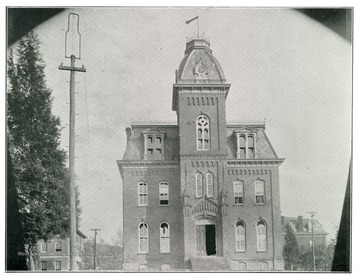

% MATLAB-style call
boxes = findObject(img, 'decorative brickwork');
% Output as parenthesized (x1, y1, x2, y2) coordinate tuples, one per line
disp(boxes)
(117, 36, 284, 271)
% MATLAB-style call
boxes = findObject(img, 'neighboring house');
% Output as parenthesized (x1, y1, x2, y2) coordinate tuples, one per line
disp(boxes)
(281, 216, 327, 248)
(117, 36, 285, 271)
(36, 230, 87, 271)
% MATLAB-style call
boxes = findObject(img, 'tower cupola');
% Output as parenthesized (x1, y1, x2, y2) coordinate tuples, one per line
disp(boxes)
(176, 36, 227, 85)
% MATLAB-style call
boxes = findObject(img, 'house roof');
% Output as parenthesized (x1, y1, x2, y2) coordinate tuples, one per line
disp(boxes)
(281, 216, 327, 235)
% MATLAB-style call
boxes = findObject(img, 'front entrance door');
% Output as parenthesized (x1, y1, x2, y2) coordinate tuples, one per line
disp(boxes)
(196, 224, 216, 256)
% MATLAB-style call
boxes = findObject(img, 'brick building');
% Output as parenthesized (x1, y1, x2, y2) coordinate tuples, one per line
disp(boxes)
(117, 36, 285, 271)
(36, 230, 87, 271)
(281, 216, 327, 248)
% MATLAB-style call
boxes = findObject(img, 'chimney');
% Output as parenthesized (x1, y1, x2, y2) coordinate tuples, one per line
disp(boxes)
(298, 216, 303, 232)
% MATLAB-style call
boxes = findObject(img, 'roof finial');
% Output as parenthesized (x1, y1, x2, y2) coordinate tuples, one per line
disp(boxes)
(185, 16, 199, 38)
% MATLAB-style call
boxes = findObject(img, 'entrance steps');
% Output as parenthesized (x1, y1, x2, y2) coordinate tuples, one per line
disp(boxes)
(189, 256, 231, 271)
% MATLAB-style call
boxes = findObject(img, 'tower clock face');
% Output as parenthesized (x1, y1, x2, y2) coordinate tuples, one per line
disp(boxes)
(198, 65, 206, 74)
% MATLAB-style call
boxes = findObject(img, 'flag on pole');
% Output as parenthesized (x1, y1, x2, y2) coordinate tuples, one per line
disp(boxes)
(185, 16, 199, 24)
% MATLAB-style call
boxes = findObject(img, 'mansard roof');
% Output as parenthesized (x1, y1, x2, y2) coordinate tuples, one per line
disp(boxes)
(120, 120, 280, 161)
(122, 123, 179, 161)
(226, 121, 279, 160)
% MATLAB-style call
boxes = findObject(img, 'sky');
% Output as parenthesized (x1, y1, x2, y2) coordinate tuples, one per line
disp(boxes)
(7, 7, 352, 244)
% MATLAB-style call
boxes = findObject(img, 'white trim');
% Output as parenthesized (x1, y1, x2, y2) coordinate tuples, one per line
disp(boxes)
(138, 182, 148, 206)
(235, 221, 246, 252)
(160, 222, 170, 254)
(255, 180, 265, 204)
(256, 221, 267, 252)
(206, 172, 214, 197)
(159, 182, 169, 206)
(138, 222, 149, 254)
(233, 180, 244, 205)
(195, 172, 203, 198)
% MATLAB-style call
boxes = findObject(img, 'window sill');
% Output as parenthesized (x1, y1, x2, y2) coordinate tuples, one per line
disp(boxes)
(160, 204, 169, 207)
(256, 250, 267, 253)
(254, 203, 265, 206)
(233, 204, 244, 206)
(235, 250, 246, 253)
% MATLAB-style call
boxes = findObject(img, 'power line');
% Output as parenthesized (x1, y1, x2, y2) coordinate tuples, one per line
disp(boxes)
(82, 72, 91, 153)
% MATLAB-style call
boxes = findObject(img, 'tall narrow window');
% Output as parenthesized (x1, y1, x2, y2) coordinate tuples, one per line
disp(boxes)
(195, 173, 203, 197)
(248, 135, 254, 159)
(257, 221, 267, 251)
(159, 182, 169, 205)
(160, 222, 170, 253)
(236, 133, 256, 159)
(235, 221, 246, 252)
(239, 135, 246, 158)
(234, 180, 244, 205)
(55, 241, 62, 252)
(139, 222, 149, 253)
(138, 182, 148, 206)
(255, 180, 265, 204)
(196, 115, 210, 150)
(206, 172, 214, 197)
(41, 242, 47, 253)
(41, 261, 47, 271)
(55, 261, 61, 271)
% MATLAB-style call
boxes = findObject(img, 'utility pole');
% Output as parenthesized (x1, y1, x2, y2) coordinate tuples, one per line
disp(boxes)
(91, 229, 101, 270)
(307, 211, 317, 271)
(59, 13, 86, 271)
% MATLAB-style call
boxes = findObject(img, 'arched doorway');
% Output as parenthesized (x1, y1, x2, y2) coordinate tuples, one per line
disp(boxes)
(195, 218, 217, 256)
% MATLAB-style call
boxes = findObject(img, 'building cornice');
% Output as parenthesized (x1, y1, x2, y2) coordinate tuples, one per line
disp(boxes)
(131, 121, 178, 127)
(227, 159, 285, 167)
(180, 154, 228, 160)
(117, 160, 179, 168)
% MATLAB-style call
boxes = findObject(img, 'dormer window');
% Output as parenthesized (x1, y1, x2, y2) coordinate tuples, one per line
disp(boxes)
(143, 131, 165, 160)
(236, 132, 256, 159)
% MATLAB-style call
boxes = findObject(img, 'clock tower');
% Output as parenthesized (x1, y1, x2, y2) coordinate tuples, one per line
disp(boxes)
(172, 36, 231, 262)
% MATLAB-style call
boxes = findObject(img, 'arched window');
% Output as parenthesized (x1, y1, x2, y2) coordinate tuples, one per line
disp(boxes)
(55, 241, 62, 252)
(138, 182, 148, 206)
(255, 180, 265, 204)
(257, 220, 267, 251)
(159, 182, 169, 205)
(41, 242, 47, 253)
(195, 173, 203, 198)
(206, 172, 214, 197)
(196, 115, 210, 150)
(235, 221, 246, 252)
(139, 222, 149, 253)
(160, 222, 170, 253)
(233, 180, 244, 205)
